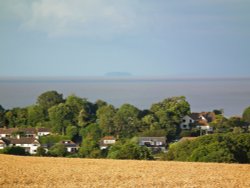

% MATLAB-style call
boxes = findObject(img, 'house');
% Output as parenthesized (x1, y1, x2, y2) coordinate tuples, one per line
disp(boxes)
(60, 140, 79, 153)
(19, 128, 38, 138)
(0, 139, 7, 149)
(37, 128, 51, 136)
(180, 112, 215, 133)
(99, 136, 116, 150)
(8, 137, 40, 154)
(138, 137, 167, 153)
(0, 128, 18, 138)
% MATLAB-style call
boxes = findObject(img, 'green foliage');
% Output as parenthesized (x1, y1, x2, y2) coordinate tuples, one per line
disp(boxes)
(2, 146, 27, 156)
(48, 103, 74, 135)
(4, 108, 28, 127)
(107, 139, 153, 160)
(36, 146, 47, 156)
(243, 106, 250, 123)
(150, 96, 190, 141)
(96, 104, 116, 135)
(48, 143, 67, 157)
(37, 91, 64, 111)
(113, 104, 141, 138)
(140, 129, 166, 137)
(79, 123, 102, 158)
(39, 135, 70, 148)
(66, 126, 78, 139)
(27, 105, 45, 126)
(166, 133, 250, 163)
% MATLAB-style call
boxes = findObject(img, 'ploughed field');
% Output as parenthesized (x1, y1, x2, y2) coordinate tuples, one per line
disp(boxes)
(0, 154, 249, 188)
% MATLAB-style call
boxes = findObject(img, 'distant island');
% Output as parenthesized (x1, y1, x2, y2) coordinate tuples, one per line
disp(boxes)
(105, 72, 132, 77)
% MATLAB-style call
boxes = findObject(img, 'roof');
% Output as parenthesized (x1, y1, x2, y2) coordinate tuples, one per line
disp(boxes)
(0, 139, 6, 144)
(0, 128, 18, 134)
(8, 138, 40, 145)
(19, 128, 37, 134)
(139, 137, 166, 143)
(37, 128, 51, 132)
(60, 140, 78, 147)
(101, 136, 116, 141)
(179, 137, 197, 142)
(189, 113, 202, 121)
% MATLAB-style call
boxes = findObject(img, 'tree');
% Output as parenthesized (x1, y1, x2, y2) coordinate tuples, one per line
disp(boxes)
(150, 96, 190, 141)
(113, 104, 141, 138)
(4, 108, 28, 127)
(48, 143, 67, 157)
(27, 105, 45, 126)
(65, 94, 86, 125)
(37, 91, 64, 111)
(243, 106, 250, 123)
(96, 105, 116, 135)
(48, 103, 73, 135)
(107, 139, 153, 160)
(79, 123, 102, 158)
(66, 125, 78, 139)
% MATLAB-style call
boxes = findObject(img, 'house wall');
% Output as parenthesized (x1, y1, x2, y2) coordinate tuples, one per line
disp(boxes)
(180, 115, 194, 129)
(38, 132, 50, 136)
(103, 140, 116, 144)
(10, 143, 40, 154)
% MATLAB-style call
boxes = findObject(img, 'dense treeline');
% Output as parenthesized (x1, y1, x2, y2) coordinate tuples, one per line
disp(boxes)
(165, 133, 250, 163)
(0, 90, 250, 162)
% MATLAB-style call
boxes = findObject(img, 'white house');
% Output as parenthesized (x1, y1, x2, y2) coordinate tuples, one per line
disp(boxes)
(60, 140, 79, 153)
(99, 136, 116, 150)
(0, 128, 18, 138)
(37, 128, 51, 137)
(8, 138, 40, 154)
(180, 112, 215, 133)
(180, 115, 195, 129)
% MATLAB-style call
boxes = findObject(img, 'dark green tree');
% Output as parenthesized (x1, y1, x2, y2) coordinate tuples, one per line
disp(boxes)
(113, 104, 141, 138)
(150, 96, 190, 141)
(27, 105, 45, 126)
(48, 103, 74, 135)
(37, 91, 64, 111)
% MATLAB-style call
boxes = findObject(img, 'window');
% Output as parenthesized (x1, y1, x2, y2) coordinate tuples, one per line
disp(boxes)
(183, 125, 187, 128)
(182, 119, 186, 122)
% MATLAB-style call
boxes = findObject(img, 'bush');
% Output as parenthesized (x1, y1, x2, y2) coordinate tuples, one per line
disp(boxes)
(108, 139, 153, 160)
(166, 133, 250, 163)
(48, 143, 67, 157)
(3, 147, 27, 156)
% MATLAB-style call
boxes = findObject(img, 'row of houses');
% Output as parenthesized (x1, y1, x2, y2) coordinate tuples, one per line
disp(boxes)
(0, 111, 216, 155)
(0, 128, 79, 154)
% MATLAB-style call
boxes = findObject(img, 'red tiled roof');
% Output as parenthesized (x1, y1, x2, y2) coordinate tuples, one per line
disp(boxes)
(101, 136, 116, 141)
(0, 128, 18, 134)
(9, 138, 39, 145)
(37, 128, 51, 132)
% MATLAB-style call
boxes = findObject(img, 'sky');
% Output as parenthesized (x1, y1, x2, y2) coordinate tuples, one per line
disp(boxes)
(0, 0, 250, 78)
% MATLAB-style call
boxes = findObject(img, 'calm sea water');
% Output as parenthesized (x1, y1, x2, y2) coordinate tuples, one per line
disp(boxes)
(0, 78, 250, 117)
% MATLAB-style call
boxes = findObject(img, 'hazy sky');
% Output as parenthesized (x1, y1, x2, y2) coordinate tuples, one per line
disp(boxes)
(0, 0, 249, 78)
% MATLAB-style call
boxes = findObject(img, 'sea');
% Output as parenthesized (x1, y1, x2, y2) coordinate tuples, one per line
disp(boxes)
(0, 77, 250, 117)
